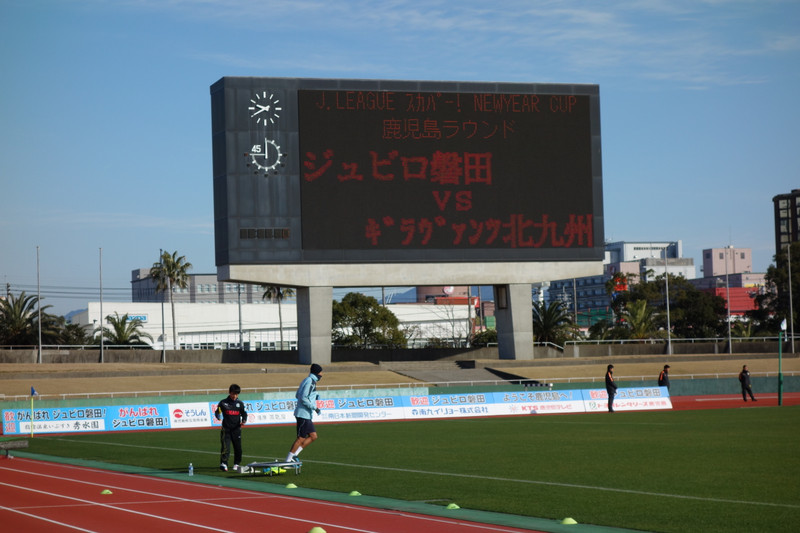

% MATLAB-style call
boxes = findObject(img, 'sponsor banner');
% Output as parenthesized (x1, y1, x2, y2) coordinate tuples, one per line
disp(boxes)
(2, 405, 170, 435)
(2, 387, 671, 435)
(169, 402, 212, 429)
(582, 387, 672, 413)
(493, 389, 586, 415)
(403, 392, 494, 419)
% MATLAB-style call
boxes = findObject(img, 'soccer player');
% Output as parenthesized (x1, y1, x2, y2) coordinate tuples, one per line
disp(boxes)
(215, 384, 248, 472)
(286, 364, 323, 462)
(605, 364, 618, 412)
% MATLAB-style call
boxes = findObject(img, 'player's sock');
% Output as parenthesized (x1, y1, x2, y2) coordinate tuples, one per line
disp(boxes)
(295, 446, 303, 456)
(285, 452, 294, 461)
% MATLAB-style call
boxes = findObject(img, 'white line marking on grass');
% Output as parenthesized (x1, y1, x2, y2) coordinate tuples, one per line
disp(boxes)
(314, 460, 800, 510)
(43, 437, 799, 511)
(49, 437, 274, 463)
(695, 396, 776, 402)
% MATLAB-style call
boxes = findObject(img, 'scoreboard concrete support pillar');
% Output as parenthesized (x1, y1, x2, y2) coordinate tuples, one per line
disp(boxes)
(493, 283, 533, 360)
(296, 286, 333, 365)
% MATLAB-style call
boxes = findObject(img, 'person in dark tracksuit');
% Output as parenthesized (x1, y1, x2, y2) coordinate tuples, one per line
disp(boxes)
(658, 365, 671, 391)
(605, 364, 618, 412)
(739, 365, 757, 402)
(216, 384, 248, 471)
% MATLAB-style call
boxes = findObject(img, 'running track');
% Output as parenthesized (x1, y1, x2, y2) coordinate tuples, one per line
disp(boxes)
(0, 458, 542, 533)
(2, 393, 798, 533)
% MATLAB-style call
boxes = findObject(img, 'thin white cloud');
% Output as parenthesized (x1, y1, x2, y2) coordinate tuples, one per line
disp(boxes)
(104, 0, 798, 88)
(2, 209, 213, 234)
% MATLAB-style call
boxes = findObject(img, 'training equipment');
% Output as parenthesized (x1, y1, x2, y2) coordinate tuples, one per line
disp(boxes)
(243, 459, 303, 476)
(307, 527, 326, 533)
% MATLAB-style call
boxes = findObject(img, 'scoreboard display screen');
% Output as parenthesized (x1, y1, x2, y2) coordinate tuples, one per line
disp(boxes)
(211, 78, 603, 266)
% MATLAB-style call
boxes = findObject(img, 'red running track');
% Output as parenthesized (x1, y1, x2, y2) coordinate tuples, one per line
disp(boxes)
(0, 457, 539, 533)
(670, 392, 800, 410)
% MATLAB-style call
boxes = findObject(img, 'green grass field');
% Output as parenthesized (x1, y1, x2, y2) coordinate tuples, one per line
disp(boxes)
(23, 407, 800, 533)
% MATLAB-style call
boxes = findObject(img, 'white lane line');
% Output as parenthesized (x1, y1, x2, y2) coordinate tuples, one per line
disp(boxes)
(2, 462, 530, 533)
(0, 480, 232, 532)
(0, 503, 98, 532)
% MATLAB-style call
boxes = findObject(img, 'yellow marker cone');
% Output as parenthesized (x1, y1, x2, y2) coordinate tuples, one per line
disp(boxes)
(349, 490, 361, 496)
(286, 483, 298, 489)
(100, 489, 113, 495)
(561, 517, 578, 525)
(446, 503, 460, 510)
(307, 528, 327, 533)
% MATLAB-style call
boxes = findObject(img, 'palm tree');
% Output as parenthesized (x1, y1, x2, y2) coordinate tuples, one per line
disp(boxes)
(150, 250, 192, 350)
(619, 299, 659, 339)
(532, 300, 577, 345)
(96, 312, 153, 346)
(262, 285, 296, 349)
(0, 291, 54, 345)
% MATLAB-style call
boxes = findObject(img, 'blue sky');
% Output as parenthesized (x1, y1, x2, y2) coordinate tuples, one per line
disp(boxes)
(1, 0, 798, 316)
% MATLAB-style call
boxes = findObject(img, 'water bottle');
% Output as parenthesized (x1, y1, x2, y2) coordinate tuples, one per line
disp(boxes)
(188, 463, 194, 476)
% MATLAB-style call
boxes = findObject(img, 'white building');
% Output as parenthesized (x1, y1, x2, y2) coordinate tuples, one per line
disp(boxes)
(72, 301, 473, 350)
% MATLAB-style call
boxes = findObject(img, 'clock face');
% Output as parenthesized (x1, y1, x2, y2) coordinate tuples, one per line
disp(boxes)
(248, 91, 282, 126)
(247, 138, 285, 175)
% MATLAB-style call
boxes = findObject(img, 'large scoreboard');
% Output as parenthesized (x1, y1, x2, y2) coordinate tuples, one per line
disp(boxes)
(211, 78, 603, 284)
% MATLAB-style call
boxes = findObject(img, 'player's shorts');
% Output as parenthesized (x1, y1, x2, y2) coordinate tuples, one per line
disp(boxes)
(296, 417, 316, 438)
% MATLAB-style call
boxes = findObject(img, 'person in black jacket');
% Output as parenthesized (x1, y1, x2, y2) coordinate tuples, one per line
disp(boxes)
(605, 364, 618, 412)
(215, 384, 248, 472)
(739, 365, 757, 402)
(658, 365, 671, 390)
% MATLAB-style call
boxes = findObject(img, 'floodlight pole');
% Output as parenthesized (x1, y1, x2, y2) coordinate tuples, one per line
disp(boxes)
(36, 246, 42, 364)
(788, 245, 795, 353)
(238, 283, 243, 349)
(778, 321, 785, 406)
(725, 246, 732, 354)
(99, 247, 104, 364)
(159, 249, 166, 363)
(664, 246, 672, 355)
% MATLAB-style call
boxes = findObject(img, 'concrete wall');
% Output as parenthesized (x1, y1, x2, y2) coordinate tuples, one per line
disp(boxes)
(0, 346, 500, 365)
(566, 341, 784, 358)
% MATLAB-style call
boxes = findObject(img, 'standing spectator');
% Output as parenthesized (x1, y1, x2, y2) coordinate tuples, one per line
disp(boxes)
(738, 365, 757, 402)
(605, 364, 618, 412)
(658, 365, 671, 390)
(286, 364, 323, 462)
(215, 384, 248, 472)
